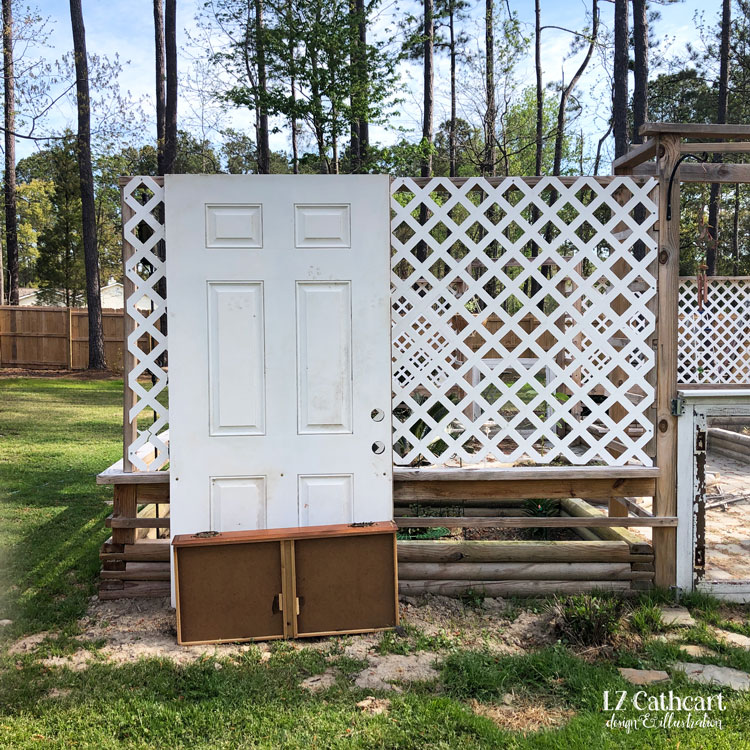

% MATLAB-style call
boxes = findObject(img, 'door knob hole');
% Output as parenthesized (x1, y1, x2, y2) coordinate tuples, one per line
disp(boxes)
(371, 441, 385, 454)
(370, 408, 385, 422)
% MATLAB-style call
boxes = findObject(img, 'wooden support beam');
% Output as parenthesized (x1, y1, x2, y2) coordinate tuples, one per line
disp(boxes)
(640, 122, 750, 139)
(394, 477, 656, 502)
(612, 139, 658, 173)
(105, 515, 170, 529)
(111, 485, 137, 546)
(398, 562, 634, 581)
(653, 134, 681, 589)
(680, 142, 750, 154)
(396, 539, 651, 563)
(632, 162, 750, 183)
(395, 516, 677, 528)
(398, 579, 631, 597)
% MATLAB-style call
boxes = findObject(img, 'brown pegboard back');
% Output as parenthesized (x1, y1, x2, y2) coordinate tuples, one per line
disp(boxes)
(175, 541, 284, 644)
(295, 534, 397, 635)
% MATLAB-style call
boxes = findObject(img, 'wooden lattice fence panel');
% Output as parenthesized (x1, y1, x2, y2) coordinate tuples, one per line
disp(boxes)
(678, 277, 750, 385)
(390, 177, 659, 467)
(122, 176, 169, 471)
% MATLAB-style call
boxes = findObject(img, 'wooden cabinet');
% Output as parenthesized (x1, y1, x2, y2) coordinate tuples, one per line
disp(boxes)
(173, 521, 398, 645)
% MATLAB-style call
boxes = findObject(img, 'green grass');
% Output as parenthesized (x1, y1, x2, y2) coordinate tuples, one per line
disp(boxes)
(0, 377, 122, 638)
(1, 377, 749, 749)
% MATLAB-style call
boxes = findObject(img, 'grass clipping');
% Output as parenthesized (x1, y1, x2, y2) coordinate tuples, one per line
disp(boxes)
(470, 698, 574, 733)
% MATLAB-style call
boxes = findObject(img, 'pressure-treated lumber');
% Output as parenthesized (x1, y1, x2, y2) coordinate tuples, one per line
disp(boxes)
(680, 142, 750, 154)
(560, 498, 652, 550)
(393, 466, 660, 481)
(398, 562, 634, 581)
(99, 539, 170, 562)
(99, 563, 170, 581)
(640, 123, 750, 138)
(612, 139, 658, 172)
(111, 485, 137, 546)
(395, 516, 676, 529)
(398, 579, 631, 596)
(632, 162, 750, 183)
(105, 515, 170, 529)
(99, 581, 170, 600)
(394, 478, 656, 502)
(396, 540, 652, 563)
(394, 506, 522, 516)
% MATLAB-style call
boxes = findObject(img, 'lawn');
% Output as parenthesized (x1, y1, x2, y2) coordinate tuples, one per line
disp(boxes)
(1, 376, 749, 749)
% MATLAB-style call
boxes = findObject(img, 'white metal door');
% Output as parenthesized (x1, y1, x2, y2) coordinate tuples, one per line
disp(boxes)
(165, 175, 392, 540)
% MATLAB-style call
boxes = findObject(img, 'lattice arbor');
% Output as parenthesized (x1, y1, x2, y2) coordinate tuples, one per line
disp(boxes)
(391, 177, 659, 467)
(121, 176, 169, 471)
(678, 277, 750, 386)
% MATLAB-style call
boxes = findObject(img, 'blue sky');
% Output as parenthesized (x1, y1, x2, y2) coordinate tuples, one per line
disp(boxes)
(19, 0, 713, 164)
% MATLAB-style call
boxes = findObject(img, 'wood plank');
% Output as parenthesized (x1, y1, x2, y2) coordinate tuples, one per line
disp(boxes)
(395, 516, 677, 528)
(96, 465, 170, 485)
(560, 498, 651, 548)
(99, 563, 170, 581)
(121, 187, 137, 471)
(612, 139, 658, 172)
(398, 579, 631, 596)
(111, 485, 137, 546)
(98, 581, 171, 600)
(632, 162, 750, 183)
(640, 123, 750, 138)
(398, 562, 634, 581)
(394, 478, 656, 501)
(99, 539, 170, 562)
(393, 466, 660, 481)
(681, 142, 750, 154)
(105, 515, 170, 529)
(397, 539, 638, 563)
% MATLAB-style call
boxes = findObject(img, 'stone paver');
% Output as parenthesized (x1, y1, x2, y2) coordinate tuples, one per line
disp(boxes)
(672, 662, 750, 691)
(681, 644, 718, 658)
(618, 668, 670, 685)
(712, 627, 750, 649)
(659, 606, 697, 628)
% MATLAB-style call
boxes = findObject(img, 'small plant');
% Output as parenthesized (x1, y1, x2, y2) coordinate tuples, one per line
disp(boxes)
(522, 498, 559, 540)
(460, 588, 486, 609)
(553, 593, 625, 647)
(630, 604, 664, 637)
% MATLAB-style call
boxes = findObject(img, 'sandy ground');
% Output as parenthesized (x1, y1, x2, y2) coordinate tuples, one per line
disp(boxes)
(703, 450, 750, 581)
(7, 594, 558, 680)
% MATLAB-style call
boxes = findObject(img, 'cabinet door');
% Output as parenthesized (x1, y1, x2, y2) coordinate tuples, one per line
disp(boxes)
(175, 541, 285, 644)
(293, 533, 397, 636)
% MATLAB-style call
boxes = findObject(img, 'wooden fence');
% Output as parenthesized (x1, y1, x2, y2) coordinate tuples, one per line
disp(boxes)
(0, 305, 127, 370)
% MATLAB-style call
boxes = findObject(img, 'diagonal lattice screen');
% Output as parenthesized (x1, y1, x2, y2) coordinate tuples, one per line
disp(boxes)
(678, 277, 750, 386)
(122, 176, 169, 471)
(390, 176, 659, 467)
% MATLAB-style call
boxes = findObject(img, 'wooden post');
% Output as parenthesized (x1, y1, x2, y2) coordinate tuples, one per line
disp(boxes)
(111, 484, 138, 547)
(66, 307, 73, 369)
(653, 134, 681, 588)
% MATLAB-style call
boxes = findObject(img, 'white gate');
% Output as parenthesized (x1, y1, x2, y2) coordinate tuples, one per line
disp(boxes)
(165, 175, 393, 539)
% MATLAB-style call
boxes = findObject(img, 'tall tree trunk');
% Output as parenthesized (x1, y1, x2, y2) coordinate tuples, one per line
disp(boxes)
(706, 0, 731, 276)
(3, 0, 18, 305)
(484, 0, 495, 176)
(349, 0, 361, 172)
(534, 0, 543, 175)
(154, 0, 166, 174)
(631, 0, 647, 143)
(163, 0, 177, 173)
(69, 0, 105, 369)
(553, 0, 598, 175)
(449, 0, 457, 177)
(356, 0, 368, 168)
(613, 0, 628, 158)
(255, 0, 270, 174)
(421, 0, 434, 179)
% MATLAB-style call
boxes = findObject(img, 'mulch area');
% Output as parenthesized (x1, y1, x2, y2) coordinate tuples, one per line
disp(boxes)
(0, 368, 120, 379)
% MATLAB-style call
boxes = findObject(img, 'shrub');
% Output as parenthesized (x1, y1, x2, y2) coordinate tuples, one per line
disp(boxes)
(553, 593, 625, 647)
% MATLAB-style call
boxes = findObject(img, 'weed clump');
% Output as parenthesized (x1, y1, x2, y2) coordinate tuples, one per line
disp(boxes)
(552, 593, 625, 647)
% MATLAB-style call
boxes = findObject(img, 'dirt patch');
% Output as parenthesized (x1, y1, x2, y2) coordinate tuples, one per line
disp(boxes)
(470, 697, 575, 733)
(356, 696, 391, 715)
(301, 669, 338, 693)
(46, 688, 73, 699)
(353, 652, 439, 691)
(8, 631, 52, 655)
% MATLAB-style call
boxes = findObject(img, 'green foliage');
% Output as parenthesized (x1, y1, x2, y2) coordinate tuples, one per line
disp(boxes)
(630, 604, 664, 637)
(553, 593, 626, 647)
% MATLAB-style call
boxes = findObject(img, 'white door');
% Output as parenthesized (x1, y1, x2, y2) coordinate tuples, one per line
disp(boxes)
(165, 175, 392, 540)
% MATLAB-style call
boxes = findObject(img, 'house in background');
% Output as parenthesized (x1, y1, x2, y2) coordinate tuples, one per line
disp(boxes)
(18, 279, 150, 311)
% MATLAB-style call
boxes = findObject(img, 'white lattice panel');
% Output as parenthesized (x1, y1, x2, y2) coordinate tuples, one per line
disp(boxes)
(391, 177, 659, 466)
(678, 277, 750, 385)
(122, 176, 169, 471)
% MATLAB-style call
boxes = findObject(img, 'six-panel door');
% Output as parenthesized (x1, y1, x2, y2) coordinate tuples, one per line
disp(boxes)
(166, 175, 393, 560)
